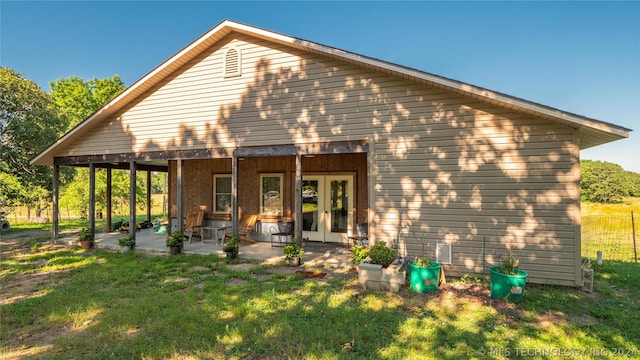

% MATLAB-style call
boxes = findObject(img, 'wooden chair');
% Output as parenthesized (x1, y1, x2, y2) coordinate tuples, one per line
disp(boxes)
(237, 214, 259, 244)
(184, 211, 204, 243)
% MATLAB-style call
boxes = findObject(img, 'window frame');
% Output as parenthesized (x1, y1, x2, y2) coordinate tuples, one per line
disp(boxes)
(213, 174, 232, 214)
(260, 173, 284, 216)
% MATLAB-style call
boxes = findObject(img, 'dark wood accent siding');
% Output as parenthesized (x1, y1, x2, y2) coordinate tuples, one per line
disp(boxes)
(302, 154, 368, 225)
(169, 153, 367, 224)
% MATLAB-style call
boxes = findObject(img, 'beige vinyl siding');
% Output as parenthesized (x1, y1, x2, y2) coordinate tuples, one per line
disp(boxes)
(59, 32, 580, 285)
(373, 100, 580, 286)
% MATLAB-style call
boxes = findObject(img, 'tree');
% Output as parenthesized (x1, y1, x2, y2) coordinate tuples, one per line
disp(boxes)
(50, 75, 126, 218)
(0, 68, 67, 215)
(580, 160, 638, 203)
(50, 75, 125, 130)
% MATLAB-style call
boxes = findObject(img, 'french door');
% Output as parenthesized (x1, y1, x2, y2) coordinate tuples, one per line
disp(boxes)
(301, 175, 353, 243)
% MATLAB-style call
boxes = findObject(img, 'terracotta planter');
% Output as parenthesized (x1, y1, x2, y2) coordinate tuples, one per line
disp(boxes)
(295, 270, 326, 278)
(79, 241, 93, 249)
(169, 246, 181, 255)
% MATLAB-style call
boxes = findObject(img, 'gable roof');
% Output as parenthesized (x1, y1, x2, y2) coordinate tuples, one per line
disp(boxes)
(31, 19, 631, 166)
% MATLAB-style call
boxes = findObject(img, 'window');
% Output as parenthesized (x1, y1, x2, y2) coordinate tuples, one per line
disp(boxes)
(213, 175, 232, 214)
(260, 173, 283, 216)
(224, 48, 241, 77)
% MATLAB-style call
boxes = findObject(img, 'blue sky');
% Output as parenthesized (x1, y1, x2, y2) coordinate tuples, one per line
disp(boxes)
(2, 1, 639, 172)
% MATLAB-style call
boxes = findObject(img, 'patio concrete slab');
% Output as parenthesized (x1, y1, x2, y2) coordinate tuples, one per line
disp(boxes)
(54, 227, 354, 270)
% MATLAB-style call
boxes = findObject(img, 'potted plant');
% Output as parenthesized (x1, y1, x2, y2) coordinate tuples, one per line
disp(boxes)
(166, 231, 183, 255)
(357, 241, 405, 292)
(489, 246, 528, 302)
(223, 235, 239, 259)
(77, 227, 94, 249)
(408, 255, 441, 293)
(283, 238, 304, 266)
(351, 244, 370, 271)
(118, 233, 135, 252)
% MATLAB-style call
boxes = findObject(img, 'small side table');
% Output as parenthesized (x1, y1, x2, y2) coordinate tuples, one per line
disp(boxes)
(203, 226, 231, 245)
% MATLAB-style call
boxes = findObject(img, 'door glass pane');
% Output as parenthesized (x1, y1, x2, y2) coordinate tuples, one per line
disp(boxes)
(302, 180, 319, 232)
(330, 180, 348, 233)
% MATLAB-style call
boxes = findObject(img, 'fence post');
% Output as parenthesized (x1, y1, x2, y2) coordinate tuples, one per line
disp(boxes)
(632, 211, 637, 263)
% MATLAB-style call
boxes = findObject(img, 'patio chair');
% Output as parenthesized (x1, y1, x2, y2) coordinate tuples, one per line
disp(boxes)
(236, 214, 259, 244)
(183, 211, 204, 243)
(348, 222, 369, 247)
(270, 220, 294, 247)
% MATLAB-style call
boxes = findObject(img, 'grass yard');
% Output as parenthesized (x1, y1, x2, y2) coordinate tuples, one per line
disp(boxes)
(1, 238, 638, 359)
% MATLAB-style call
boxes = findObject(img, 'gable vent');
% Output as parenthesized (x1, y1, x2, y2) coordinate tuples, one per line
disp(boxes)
(224, 48, 241, 77)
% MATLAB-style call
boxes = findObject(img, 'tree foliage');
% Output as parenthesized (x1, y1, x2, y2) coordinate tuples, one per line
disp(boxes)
(59, 168, 148, 218)
(580, 160, 640, 203)
(0, 68, 67, 213)
(49, 75, 132, 216)
(50, 75, 125, 130)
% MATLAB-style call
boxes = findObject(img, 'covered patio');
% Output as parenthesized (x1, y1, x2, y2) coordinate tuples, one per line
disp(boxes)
(54, 227, 354, 269)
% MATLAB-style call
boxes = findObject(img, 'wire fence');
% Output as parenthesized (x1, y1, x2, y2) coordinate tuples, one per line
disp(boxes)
(582, 213, 638, 263)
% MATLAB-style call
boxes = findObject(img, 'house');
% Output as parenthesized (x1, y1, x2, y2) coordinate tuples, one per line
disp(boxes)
(31, 20, 630, 286)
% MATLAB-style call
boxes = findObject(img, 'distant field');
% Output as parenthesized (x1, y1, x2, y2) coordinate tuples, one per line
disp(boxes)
(4, 193, 167, 226)
(582, 197, 640, 216)
(581, 197, 639, 262)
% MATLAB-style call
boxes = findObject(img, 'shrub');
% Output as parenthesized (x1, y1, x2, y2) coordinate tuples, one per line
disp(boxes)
(77, 228, 93, 242)
(368, 241, 397, 268)
(223, 235, 239, 253)
(118, 233, 135, 247)
(351, 245, 370, 264)
(283, 238, 304, 260)
(166, 231, 183, 247)
(499, 247, 520, 275)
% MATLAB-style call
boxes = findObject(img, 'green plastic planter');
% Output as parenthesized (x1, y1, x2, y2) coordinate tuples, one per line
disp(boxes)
(489, 265, 528, 302)
(408, 261, 441, 293)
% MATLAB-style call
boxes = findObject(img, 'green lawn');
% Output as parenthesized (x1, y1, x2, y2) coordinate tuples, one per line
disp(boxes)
(1, 239, 638, 359)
